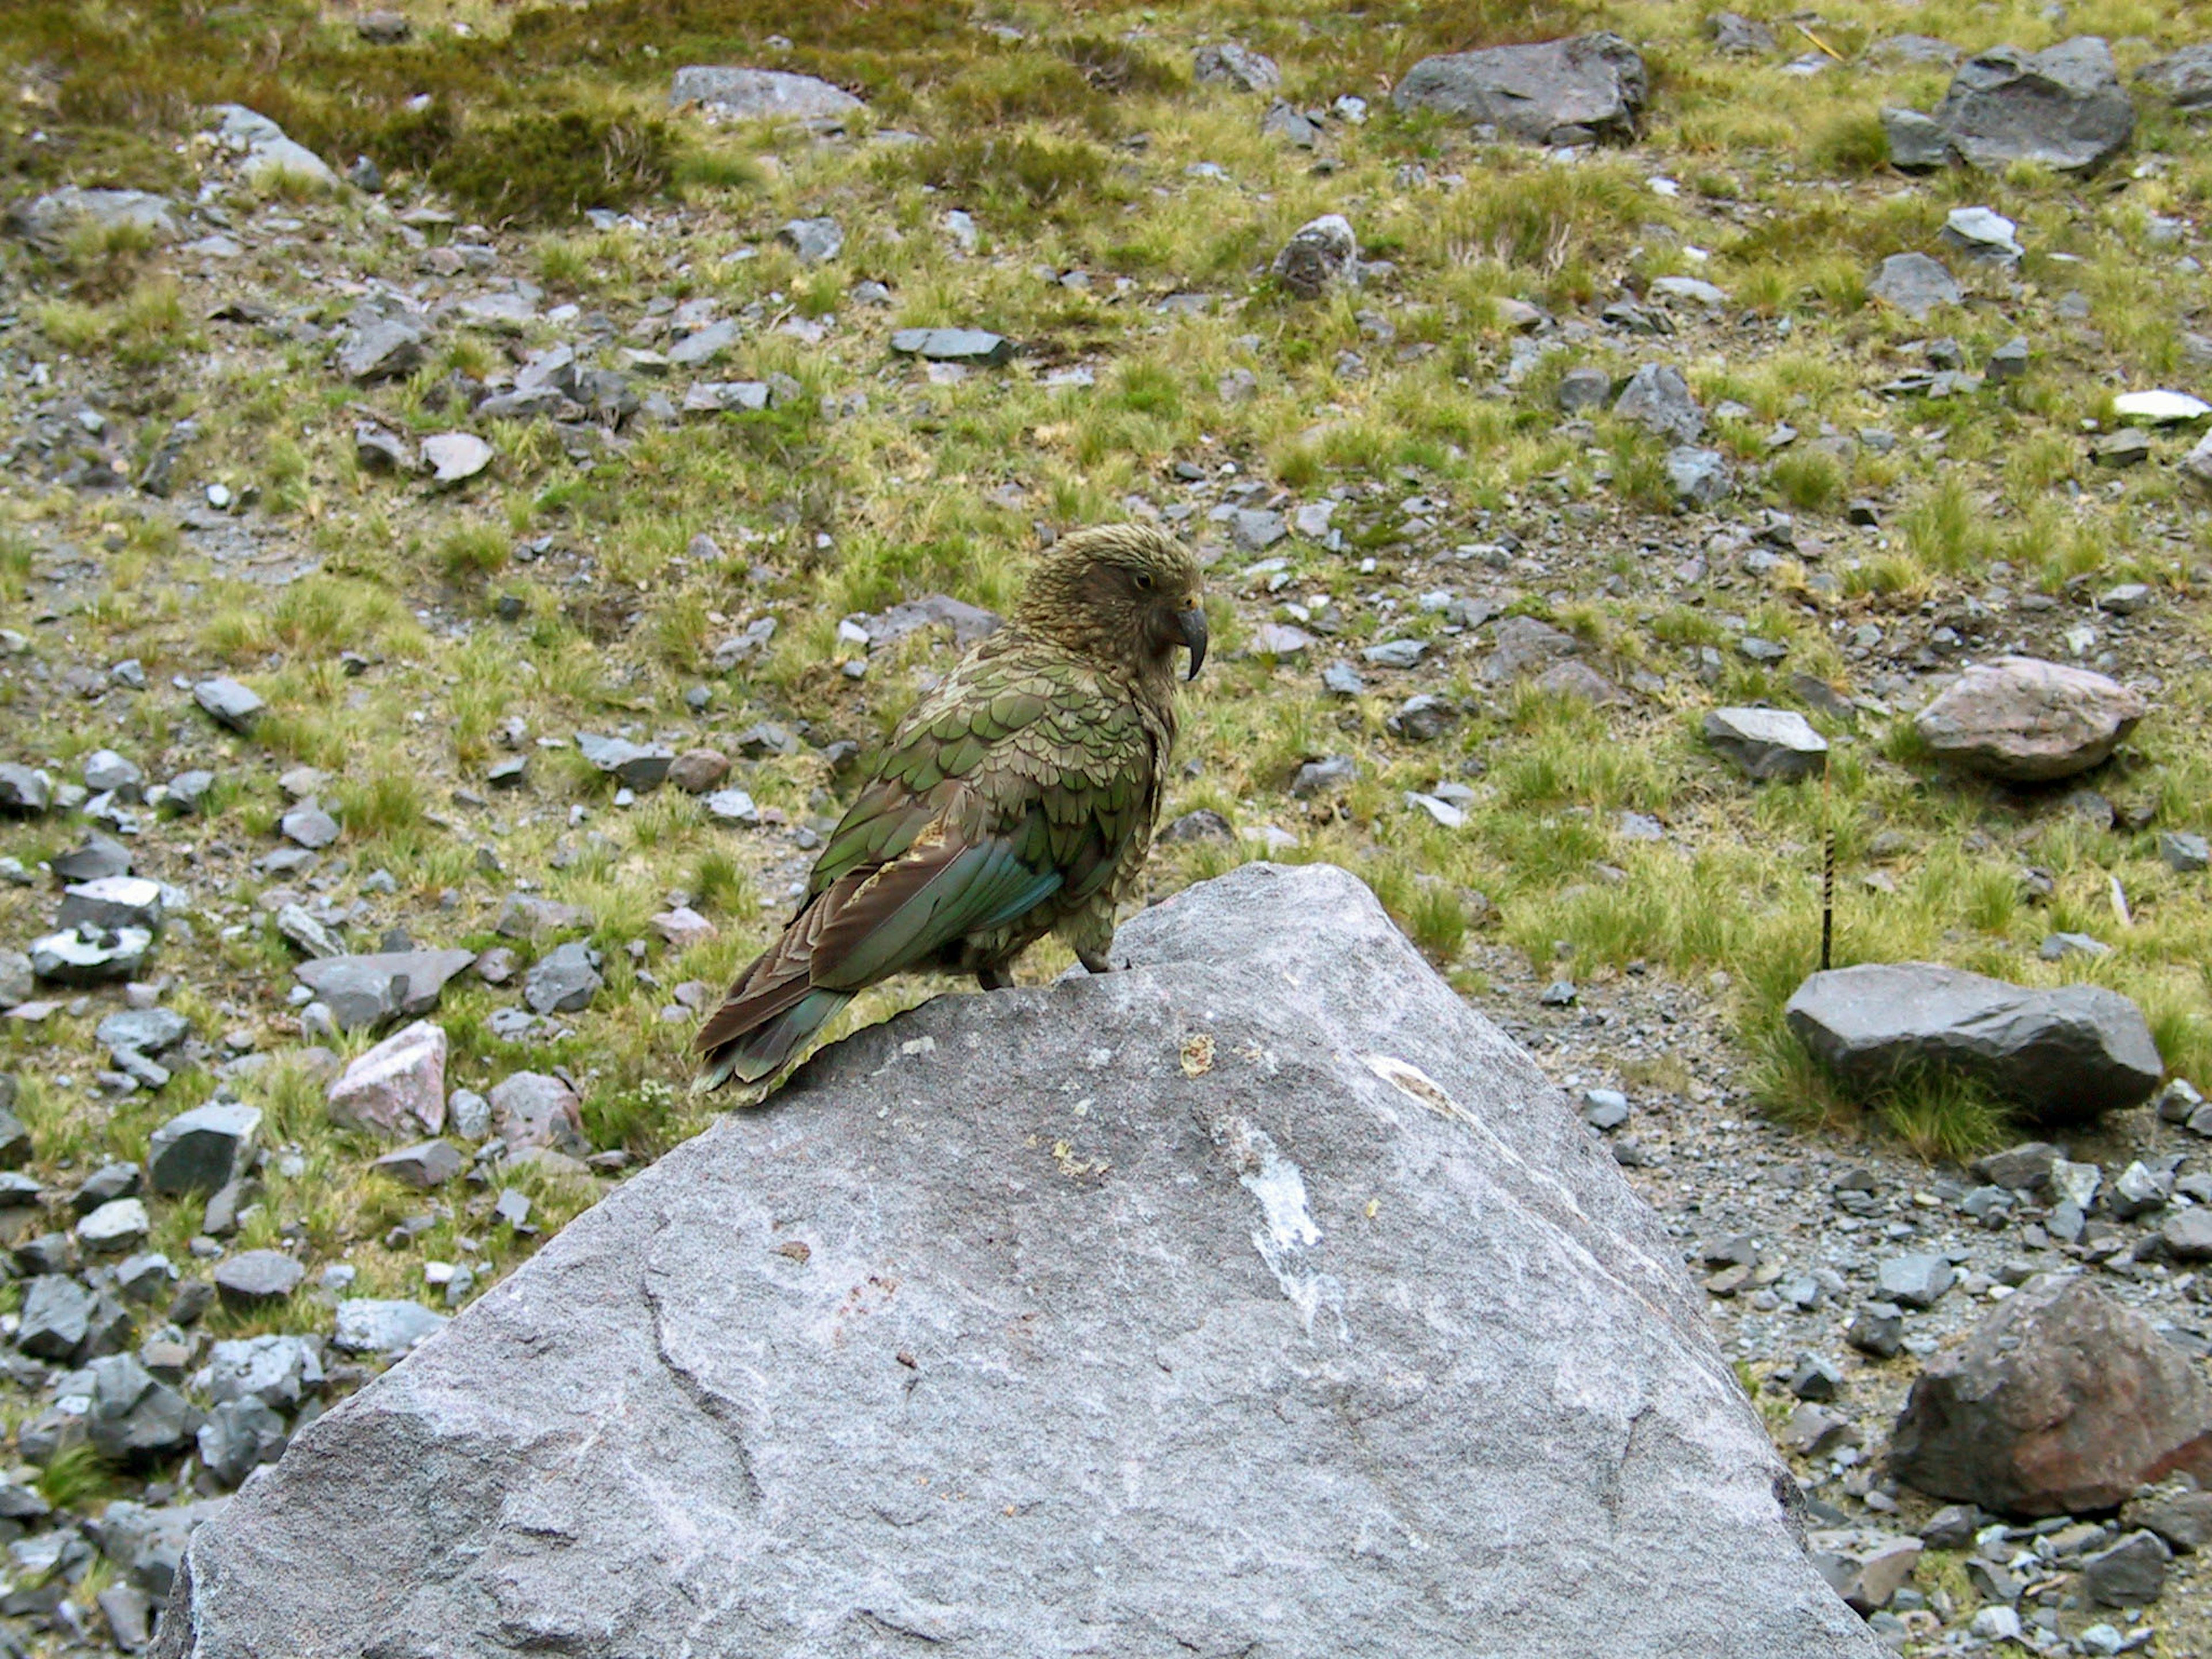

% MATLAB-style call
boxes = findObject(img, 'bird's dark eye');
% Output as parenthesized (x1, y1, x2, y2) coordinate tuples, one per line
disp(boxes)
(1134, 573, 1156, 593)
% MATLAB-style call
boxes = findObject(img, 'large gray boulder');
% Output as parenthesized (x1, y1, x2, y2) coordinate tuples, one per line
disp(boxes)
(1786, 963, 2162, 1126)
(1913, 656, 2145, 782)
(1929, 37, 2135, 172)
(151, 864, 1878, 1658)
(1392, 32, 1647, 144)
(669, 66, 863, 123)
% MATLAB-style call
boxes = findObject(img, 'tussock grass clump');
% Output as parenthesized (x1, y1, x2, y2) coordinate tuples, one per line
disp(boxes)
(888, 134, 1112, 224)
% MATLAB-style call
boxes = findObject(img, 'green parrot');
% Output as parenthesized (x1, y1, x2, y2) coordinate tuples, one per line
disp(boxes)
(694, 524, 1208, 1094)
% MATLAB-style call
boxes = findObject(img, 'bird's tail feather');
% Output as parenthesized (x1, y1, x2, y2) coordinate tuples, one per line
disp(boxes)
(693, 983, 853, 1096)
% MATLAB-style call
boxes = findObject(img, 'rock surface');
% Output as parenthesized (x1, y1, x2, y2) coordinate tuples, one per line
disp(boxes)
(1393, 33, 1648, 144)
(1929, 37, 2135, 173)
(150, 864, 1878, 1658)
(670, 66, 864, 123)
(1913, 656, 2145, 782)
(1889, 1275, 2212, 1517)
(1785, 963, 2162, 1125)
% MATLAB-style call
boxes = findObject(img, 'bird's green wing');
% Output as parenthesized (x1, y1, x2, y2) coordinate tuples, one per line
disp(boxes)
(800, 653, 1156, 983)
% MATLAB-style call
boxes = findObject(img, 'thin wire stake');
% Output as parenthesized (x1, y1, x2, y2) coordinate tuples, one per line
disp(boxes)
(1820, 745, 1835, 972)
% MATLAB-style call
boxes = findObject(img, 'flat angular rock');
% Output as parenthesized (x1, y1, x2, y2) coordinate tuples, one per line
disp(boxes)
(487, 1071, 584, 1152)
(97, 1499, 227, 1599)
(1807, 1528, 1923, 1615)
(30, 925, 151, 984)
(59, 876, 164, 934)
(207, 1334, 324, 1411)
(2138, 44, 2212, 111)
(149, 1103, 260, 1195)
(1940, 206, 2022, 263)
(54, 831, 132, 881)
(522, 942, 603, 1014)
(1877, 1253, 1954, 1309)
(88, 1354, 198, 1460)
(153, 863, 1883, 1659)
(7, 187, 178, 253)
(2122, 1479, 2212, 1553)
(1932, 37, 2135, 173)
(17, 1275, 93, 1360)
(575, 733, 673, 789)
(889, 328, 1013, 366)
(1612, 362, 1704, 441)
(1192, 41, 1280, 93)
(671, 66, 863, 123)
(1392, 32, 1647, 144)
(192, 678, 264, 732)
(327, 1021, 447, 1138)
(1666, 445, 1730, 508)
(214, 1250, 305, 1309)
(1787, 963, 2160, 1124)
(199, 1396, 287, 1489)
(1703, 708, 1828, 782)
(1868, 253, 1961, 320)
(337, 316, 425, 384)
(1914, 657, 2143, 781)
(211, 105, 338, 190)
(79, 1198, 151, 1254)
(776, 217, 843, 264)
(853, 594, 1002, 652)
(0, 763, 51, 813)
(1884, 107, 1955, 172)
(1270, 213, 1357, 298)
(1893, 1277, 2212, 1517)
(295, 950, 475, 1033)
(331, 1297, 448, 1357)
(683, 379, 770, 414)
(372, 1139, 463, 1190)
(422, 432, 492, 486)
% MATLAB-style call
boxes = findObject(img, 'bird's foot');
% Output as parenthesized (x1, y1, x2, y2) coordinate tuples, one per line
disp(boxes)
(976, 965, 1013, 991)
(1077, 949, 1114, 975)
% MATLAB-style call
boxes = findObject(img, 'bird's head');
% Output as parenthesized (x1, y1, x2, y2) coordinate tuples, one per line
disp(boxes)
(1014, 524, 1208, 685)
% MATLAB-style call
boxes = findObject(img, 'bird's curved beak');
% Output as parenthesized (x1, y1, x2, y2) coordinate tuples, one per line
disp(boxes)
(1176, 604, 1208, 681)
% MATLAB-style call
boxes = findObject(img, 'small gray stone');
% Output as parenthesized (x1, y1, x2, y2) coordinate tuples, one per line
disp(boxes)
(0, 763, 51, 814)
(17, 1275, 93, 1359)
(1192, 41, 1281, 93)
(422, 432, 493, 485)
(338, 316, 425, 383)
(670, 66, 864, 123)
(2082, 1529, 2170, 1606)
(149, 1102, 260, 1195)
(198, 1395, 288, 1488)
(1555, 365, 1613, 412)
(1612, 363, 1704, 441)
(2160, 831, 2210, 874)
(30, 924, 151, 984)
(373, 1139, 464, 1190)
(207, 1334, 324, 1410)
(87, 1354, 198, 1460)
(524, 942, 604, 1014)
(488, 1071, 585, 1152)
(280, 801, 341, 850)
(889, 328, 1013, 366)
(776, 217, 843, 264)
(78, 1198, 151, 1254)
(59, 875, 165, 934)
(1703, 708, 1827, 782)
(1665, 446, 1730, 508)
(1876, 1252, 1954, 1309)
(575, 733, 675, 789)
(214, 1250, 305, 1308)
(1290, 756, 1356, 798)
(1271, 214, 1357, 298)
(1868, 253, 1961, 320)
(332, 1297, 448, 1356)
(52, 832, 133, 882)
(192, 677, 264, 732)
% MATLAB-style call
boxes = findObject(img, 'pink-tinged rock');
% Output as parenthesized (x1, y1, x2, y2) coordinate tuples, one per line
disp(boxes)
(650, 907, 715, 950)
(1891, 1275, 2212, 1517)
(326, 1021, 447, 1138)
(1914, 656, 2146, 782)
(488, 1072, 584, 1153)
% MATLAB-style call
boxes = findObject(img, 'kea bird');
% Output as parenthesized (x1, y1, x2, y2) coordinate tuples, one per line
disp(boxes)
(694, 524, 1207, 1094)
